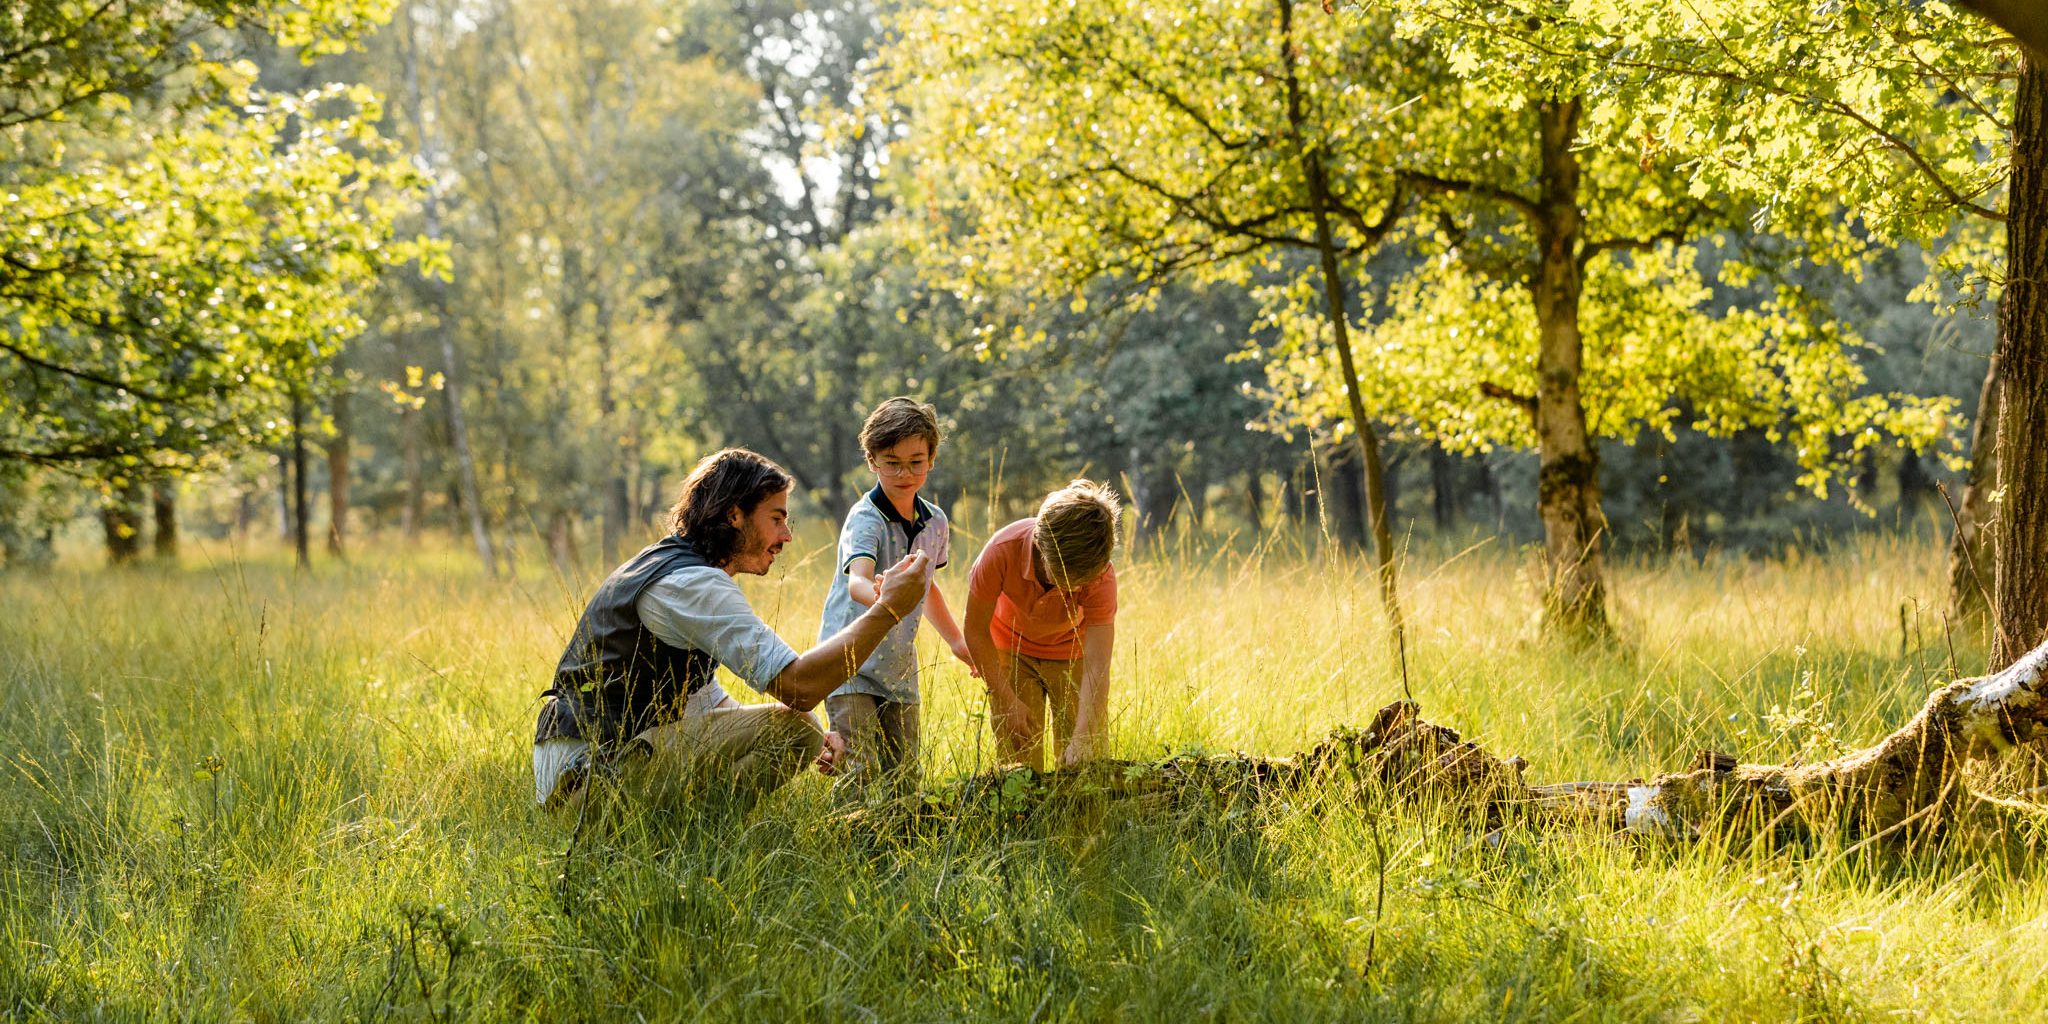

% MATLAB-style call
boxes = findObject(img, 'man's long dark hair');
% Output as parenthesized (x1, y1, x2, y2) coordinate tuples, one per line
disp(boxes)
(665, 448, 793, 566)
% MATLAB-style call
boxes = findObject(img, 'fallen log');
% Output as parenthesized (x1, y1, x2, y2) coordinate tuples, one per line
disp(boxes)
(845, 638, 2048, 841)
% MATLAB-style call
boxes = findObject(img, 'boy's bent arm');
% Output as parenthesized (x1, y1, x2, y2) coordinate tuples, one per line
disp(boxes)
(964, 591, 1025, 730)
(846, 557, 879, 607)
(1062, 622, 1115, 767)
(924, 581, 976, 674)
(767, 551, 930, 712)
(963, 591, 1007, 690)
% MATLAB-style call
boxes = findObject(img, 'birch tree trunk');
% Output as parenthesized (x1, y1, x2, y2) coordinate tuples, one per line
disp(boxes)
(400, 5, 497, 578)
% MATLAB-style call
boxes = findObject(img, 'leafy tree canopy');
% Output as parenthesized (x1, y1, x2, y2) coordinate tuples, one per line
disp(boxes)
(1, 1, 425, 472)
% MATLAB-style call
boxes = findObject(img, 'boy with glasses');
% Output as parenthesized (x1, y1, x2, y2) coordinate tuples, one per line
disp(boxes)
(814, 397, 976, 799)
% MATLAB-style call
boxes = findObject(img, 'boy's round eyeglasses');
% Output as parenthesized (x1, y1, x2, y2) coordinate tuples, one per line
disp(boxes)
(876, 462, 929, 477)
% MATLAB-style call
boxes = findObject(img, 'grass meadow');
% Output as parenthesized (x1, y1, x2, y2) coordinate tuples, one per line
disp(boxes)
(4, 528, 2046, 1022)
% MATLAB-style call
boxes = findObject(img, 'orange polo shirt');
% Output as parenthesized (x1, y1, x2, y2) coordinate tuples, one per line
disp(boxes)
(967, 518, 1117, 660)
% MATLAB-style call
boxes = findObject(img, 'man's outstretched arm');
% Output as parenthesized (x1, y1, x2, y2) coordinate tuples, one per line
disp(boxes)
(765, 550, 932, 712)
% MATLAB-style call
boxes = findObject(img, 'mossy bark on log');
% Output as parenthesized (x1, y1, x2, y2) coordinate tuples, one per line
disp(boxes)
(842, 638, 2048, 842)
(1634, 637, 2048, 836)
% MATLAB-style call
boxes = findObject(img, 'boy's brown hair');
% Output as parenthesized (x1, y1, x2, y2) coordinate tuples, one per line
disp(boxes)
(859, 397, 941, 458)
(1034, 479, 1121, 589)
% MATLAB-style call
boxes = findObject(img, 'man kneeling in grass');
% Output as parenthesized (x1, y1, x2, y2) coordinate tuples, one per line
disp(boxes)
(532, 447, 931, 818)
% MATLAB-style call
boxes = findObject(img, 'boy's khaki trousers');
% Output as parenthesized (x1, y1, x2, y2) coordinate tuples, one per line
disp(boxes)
(996, 651, 1080, 771)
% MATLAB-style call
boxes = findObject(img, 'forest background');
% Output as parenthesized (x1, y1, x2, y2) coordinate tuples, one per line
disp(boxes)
(3, 0, 2031, 635)
(7, 1, 2048, 1019)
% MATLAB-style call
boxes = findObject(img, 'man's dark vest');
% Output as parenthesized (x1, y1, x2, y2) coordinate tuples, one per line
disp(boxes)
(533, 534, 721, 748)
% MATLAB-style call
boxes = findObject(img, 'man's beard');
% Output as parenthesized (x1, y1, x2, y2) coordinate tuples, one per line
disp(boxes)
(734, 525, 782, 573)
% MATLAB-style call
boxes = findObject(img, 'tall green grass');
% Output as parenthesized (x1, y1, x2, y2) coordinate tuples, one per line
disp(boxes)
(2, 533, 2042, 1021)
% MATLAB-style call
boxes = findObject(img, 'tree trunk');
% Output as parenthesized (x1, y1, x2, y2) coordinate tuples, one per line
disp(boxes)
(1950, 355, 2000, 629)
(1382, 445, 1407, 538)
(151, 480, 177, 561)
(1323, 445, 1368, 553)
(1531, 97, 1610, 640)
(822, 406, 850, 523)
(102, 480, 143, 566)
(399, 403, 424, 544)
(1245, 469, 1265, 532)
(1895, 451, 1935, 525)
(1430, 445, 1456, 531)
(291, 392, 311, 570)
(1992, 56, 2048, 671)
(429, 200, 496, 577)
(1280, 0, 1403, 634)
(547, 508, 575, 576)
(274, 455, 291, 541)
(400, 4, 496, 578)
(326, 390, 351, 560)
(1128, 443, 1178, 546)
(594, 284, 629, 566)
(233, 482, 255, 542)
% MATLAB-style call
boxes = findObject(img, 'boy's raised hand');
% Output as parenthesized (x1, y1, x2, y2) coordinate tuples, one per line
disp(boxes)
(873, 550, 933, 620)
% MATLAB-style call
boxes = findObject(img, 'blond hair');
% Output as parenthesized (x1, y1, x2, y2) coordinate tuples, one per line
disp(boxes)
(1033, 479, 1121, 588)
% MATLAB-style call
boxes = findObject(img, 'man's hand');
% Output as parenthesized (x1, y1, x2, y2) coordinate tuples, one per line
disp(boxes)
(814, 730, 848, 775)
(873, 550, 932, 621)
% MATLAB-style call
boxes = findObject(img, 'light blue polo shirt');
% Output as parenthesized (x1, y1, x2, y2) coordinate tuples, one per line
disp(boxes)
(818, 486, 950, 703)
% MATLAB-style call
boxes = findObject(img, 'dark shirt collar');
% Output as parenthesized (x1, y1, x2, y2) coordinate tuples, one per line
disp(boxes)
(867, 484, 931, 543)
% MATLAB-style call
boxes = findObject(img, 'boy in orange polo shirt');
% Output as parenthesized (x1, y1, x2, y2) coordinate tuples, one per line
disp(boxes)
(963, 480, 1122, 770)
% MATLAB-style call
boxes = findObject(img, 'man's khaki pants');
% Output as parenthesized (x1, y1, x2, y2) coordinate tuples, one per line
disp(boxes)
(550, 704, 823, 820)
(995, 651, 1079, 771)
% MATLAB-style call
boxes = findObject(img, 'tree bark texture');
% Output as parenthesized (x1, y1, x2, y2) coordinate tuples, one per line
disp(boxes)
(548, 509, 575, 576)
(1993, 57, 2048, 671)
(1430, 445, 1458, 530)
(101, 480, 142, 566)
(1955, 0, 2048, 61)
(326, 390, 350, 560)
(291, 392, 311, 570)
(1323, 445, 1368, 553)
(1950, 355, 1999, 629)
(1127, 444, 1178, 546)
(1245, 469, 1265, 532)
(151, 480, 176, 561)
(1531, 98, 1610, 640)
